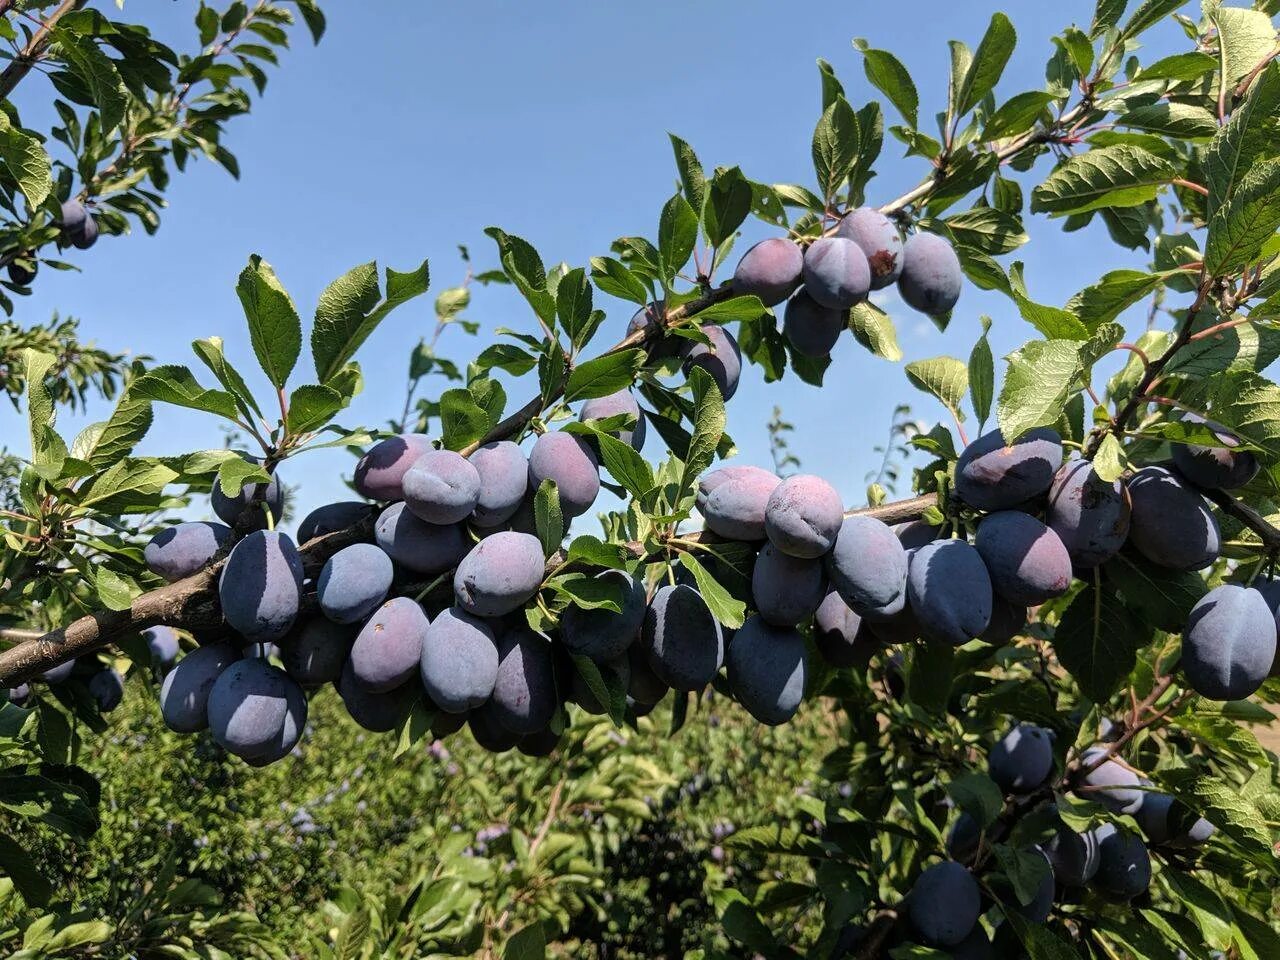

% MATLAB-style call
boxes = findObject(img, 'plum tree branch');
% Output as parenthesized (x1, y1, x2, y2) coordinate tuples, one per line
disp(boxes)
(0, 0, 85, 102)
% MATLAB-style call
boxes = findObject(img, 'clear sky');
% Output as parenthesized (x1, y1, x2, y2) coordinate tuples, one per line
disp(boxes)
(7, 1, 1187, 524)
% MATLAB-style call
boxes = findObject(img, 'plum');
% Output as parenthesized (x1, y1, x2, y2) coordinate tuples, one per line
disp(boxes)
(354, 433, 433, 501)
(211, 462, 284, 530)
(826, 515, 909, 618)
(420, 606, 500, 712)
(1046, 461, 1131, 568)
(159, 642, 239, 732)
(627, 640, 669, 706)
(298, 501, 372, 544)
(835, 206, 903, 289)
(642, 584, 724, 691)
(894, 519, 941, 550)
(489, 627, 558, 734)
(41, 660, 75, 684)
(1134, 791, 1215, 847)
(954, 428, 1063, 511)
(336, 659, 417, 733)
(145, 521, 232, 582)
(468, 440, 530, 527)
(453, 531, 546, 617)
(988, 724, 1053, 793)
(1043, 823, 1101, 886)
(518, 726, 562, 757)
(696, 464, 777, 511)
(207, 657, 306, 762)
(974, 511, 1072, 605)
(898, 232, 961, 315)
(218, 530, 304, 643)
(946, 812, 982, 862)
(907, 540, 992, 645)
(700, 467, 779, 541)
(1092, 824, 1151, 900)
(7, 257, 36, 286)
(1170, 413, 1258, 490)
(813, 590, 878, 668)
(682, 325, 742, 400)
(144, 626, 180, 668)
(527, 431, 600, 519)
(71, 213, 98, 250)
(1076, 747, 1144, 813)
(5, 684, 30, 706)
(349, 596, 429, 693)
(732, 237, 804, 306)
(727, 616, 808, 725)
(783, 287, 845, 358)
(280, 617, 355, 686)
(469, 702, 521, 753)
(1182, 583, 1275, 700)
(579, 388, 646, 451)
(88, 667, 124, 712)
(979, 597, 1027, 646)
(317, 543, 394, 624)
(1126, 466, 1220, 571)
(403, 449, 482, 525)
(561, 570, 646, 662)
(60, 200, 98, 249)
(906, 861, 981, 947)
(764, 474, 843, 558)
(374, 502, 469, 575)
(801, 237, 870, 310)
(752, 542, 827, 626)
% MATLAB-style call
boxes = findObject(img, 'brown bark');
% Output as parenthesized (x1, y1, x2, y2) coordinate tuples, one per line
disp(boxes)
(0, 0, 87, 102)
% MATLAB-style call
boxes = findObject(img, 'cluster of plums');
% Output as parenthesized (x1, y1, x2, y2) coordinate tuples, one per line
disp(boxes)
(730, 210, 962, 360)
(6, 198, 102, 286)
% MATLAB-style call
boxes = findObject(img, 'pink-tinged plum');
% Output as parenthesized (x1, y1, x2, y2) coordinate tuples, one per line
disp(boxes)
(218, 530, 304, 643)
(752, 542, 827, 626)
(580, 388, 646, 451)
(1076, 747, 1144, 813)
(826, 516, 909, 619)
(907, 541, 992, 646)
(988, 724, 1053, 793)
(453, 531, 546, 617)
(1092, 824, 1150, 900)
(350, 596, 429, 693)
(906, 861, 981, 947)
(642, 584, 724, 691)
(211, 462, 284, 529)
(732, 237, 804, 306)
(1182, 583, 1275, 700)
(518, 726, 562, 757)
(682, 325, 742, 400)
(336, 659, 416, 733)
(954, 428, 1063, 511)
(1043, 823, 1101, 886)
(813, 590, 878, 668)
(1126, 466, 1220, 571)
(470, 702, 521, 753)
(696, 465, 777, 512)
(207, 657, 306, 761)
(782, 287, 845, 358)
(281, 617, 355, 686)
(317, 543, 393, 625)
(627, 641, 668, 706)
(802, 237, 870, 310)
(403, 449, 482, 525)
(468, 441, 529, 527)
(144, 626, 180, 668)
(354, 433, 433, 501)
(1046, 461, 1131, 568)
(145, 521, 232, 582)
(528, 431, 600, 519)
(298, 501, 372, 544)
(561, 570, 646, 662)
(765, 474, 843, 558)
(727, 616, 808, 725)
(898, 232, 961, 315)
(420, 606, 499, 712)
(1170, 413, 1258, 490)
(490, 627, 558, 734)
(700, 468, 780, 541)
(974, 511, 1072, 605)
(374, 502, 468, 575)
(836, 207, 903, 289)
(980, 597, 1027, 645)
(159, 643, 239, 732)
(89, 667, 124, 712)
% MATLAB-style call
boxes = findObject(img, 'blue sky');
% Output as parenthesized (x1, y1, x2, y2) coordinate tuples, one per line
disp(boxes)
(8, 1, 1187, 524)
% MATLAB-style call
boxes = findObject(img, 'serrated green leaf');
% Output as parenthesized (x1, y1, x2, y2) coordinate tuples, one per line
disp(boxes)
(997, 340, 1083, 441)
(1204, 159, 1280, 276)
(237, 255, 301, 390)
(0, 113, 51, 210)
(982, 90, 1057, 140)
(1030, 145, 1174, 216)
(564, 349, 643, 403)
(678, 368, 726, 510)
(956, 12, 1017, 117)
(905, 356, 968, 421)
(439, 388, 491, 451)
(192, 336, 263, 417)
(589, 256, 649, 305)
(811, 97, 860, 201)
(658, 193, 698, 284)
(679, 552, 745, 629)
(0, 832, 52, 906)
(1205, 62, 1280, 220)
(969, 329, 993, 428)
(534, 478, 564, 556)
(947, 773, 1003, 828)
(131, 364, 242, 422)
(1054, 582, 1149, 704)
(669, 133, 707, 215)
(855, 41, 918, 127)
(55, 33, 127, 134)
(848, 302, 901, 361)
(703, 166, 753, 249)
(286, 384, 343, 434)
(1118, 102, 1218, 139)
(312, 259, 430, 383)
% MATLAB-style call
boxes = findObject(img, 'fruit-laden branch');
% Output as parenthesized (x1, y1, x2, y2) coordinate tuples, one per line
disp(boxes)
(0, 0, 87, 101)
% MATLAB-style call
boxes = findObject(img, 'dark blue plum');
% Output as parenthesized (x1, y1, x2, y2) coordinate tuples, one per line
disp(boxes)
(825, 515, 908, 619)
(159, 642, 240, 732)
(836, 206, 903, 289)
(218, 530, 304, 643)
(898, 232, 961, 315)
(732, 237, 804, 306)
(144, 626, 180, 668)
(1046, 461, 1131, 568)
(642, 584, 724, 691)
(403, 449, 482, 525)
(453, 531, 545, 617)
(894, 520, 941, 550)
(764, 474, 843, 558)
(906, 861, 981, 947)
(988, 724, 1053, 793)
(207, 657, 306, 762)
(974, 511, 1072, 605)
(469, 702, 522, 753)
(1134, 791, 1215, 847)
(281, 617, 355, 686)
(354, 433, 432, 501)
(580, 388, 646, 451)
(561, 570, 646, 663)
(350, 597, 429, 693)
(1076, 747, 1145, 813)
(752, 542, 827, 626)
(420, 606, 499, 712)
(906, 541, 992, 646)
(1092, 824, 1150, 900)
(627, 641, 668, 706)
(813, 590, 878, 668)
(1182, 583, 1275, 700)
(468, 441, 530, 527)
(1126, 466, 1220, 571)
(954, 428, 1063, 511)
(700, 467, 779, 541)
(726, 616, 808, 725)
(374, 502, 469, 575)
(298, 501, 372, 544)
(145, 521, 232, 582)
(88, 667, 124, 712)
(682, 325, 742, 400)
(41, 660, 75, 684)
(336, 659, 417, 733)
(1171, 413, 1258, 490)
(317, 542, 394, 625)
(1015, 848, 1056, 922)
(528, 431, 600, 520)
(801, 237, 870, 310)
(518, 726, 562, 757)
(1043, 822, 1101, 886)
(783, 287, 844, 358)
(979, 597, 1027, 646)
(489, 627, 558, 734)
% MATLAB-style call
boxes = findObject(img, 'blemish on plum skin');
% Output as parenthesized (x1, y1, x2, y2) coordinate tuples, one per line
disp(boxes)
(868, 249, 897, 277)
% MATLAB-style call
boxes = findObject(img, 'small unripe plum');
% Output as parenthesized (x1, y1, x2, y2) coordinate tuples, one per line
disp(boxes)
(490, 627, 558, 734)
(906, 861, 981, 947)
(1043, 823, 1101, 886)
(354, 433, 433, 501)
(580, 388, 646, 451)
(1170, 413, 1258, 490)
(700, 468, 779, 541)
(974, 511, 1072, 605)
(765, 474, 843, 558)
(988, 723, 1053, 793)
(336, 659, 416, 732)
(782, 287, 845, 358)
(374, 502, 469, 575)
(826, 515, 909, 618)
(979, 597, 1027, 646)
(145, 521, 232, 582)
(218, 530, 304, 643)
(350, 597, 429, 693)
(898, 232, 962, 315)
(453, 531, 545, 617)
(642, 584, 724, 690)
(732, 237, 804, 306)
(281, 617, 355, 686)
(1092, 824, 1151, 900)
(1046, 461, 1131, 568)
(726, 616, 808, 725)
(466, 440, 529, 527)
(317, 543, 393, 624)
(89, 667, 124, 712)
(144, 626, 180, 668)
(561, 570, 646, 662)
(954, 428, 1063, 511)
(403, 449, 482, 525)
(907, 540, 992, 645)
(752, 542, 827, 626)
(207, 657, 305, 761)
(836, 206, 903, 289)
(1182, 583, 1275, 700)
(1076, 747, 1145, 813)
(802, 237, 870, 310)
(211, 464, 284, 529)
(298, 501, 372, 544)
(1126, 466, 1220, 571)
(469, 702, 522, 753)
(813, 590, 877, 668)
(682, 324, 742, 401)
(528, 431, 600, 519)
(159, 642, 239, 732)
(420, 606, 500, 712)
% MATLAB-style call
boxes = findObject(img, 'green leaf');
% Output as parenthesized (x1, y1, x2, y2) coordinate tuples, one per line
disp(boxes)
(55, 33, 127, 133)
(1105, 550, 1207, 632)
(904, 356, 969, 421)
(992, 845, 1052, 907)
(969, 325, 994, 429)
(555, 268, 593, 348)
(236, 255, 301, 390)
(71, 391, 152, 471)
(439, 388, 491, 451)
(906, 642, 953, 713)
(566, 535, 628, 568)
(677, 368, 726, 510)
(334, 903, 371, 960)
(982, 90, 1056, 140)
(1064, 269, 1164, 327)
(533, 478, 564, 557)
(132, 364, 242, 422)
(669, 134, 707, 215)
(1212, 6, 1277, 86)
(593, 430, 654, 500)
(658, 192, 698, 285)
(1120, 0, 1186, 40)
(1091, 434, 1127, 484)
(485, 228, 557, 327)
(0, 113, 51, 210)
(392, 697, 434, 759)
(1008, 263, 1089, 339)
(1139, 51, 1218, 81)
(95, 566, 135, 611)
(1030, 145, 1174, 216)
(1158, 768, 1274, 861)
(312, 259, 430, 383)
(848, 302, 902, 361)
(947, 773, 1003, 828)
(854, 41, 918, 127)
(1118, 103, 1218, 140)
(0, 832, 51, 906)
(703, 166, 752, 249)
(1189, 370, 1280, 461)
(997, 340, 1083, 441)
(811, 96, 860, 201)
(679, 553, 746, 630)
(192, 336, 262, 417)
(564, 349, 644, 402)
(589, 256, 649, 305)
(286, 384, 343, 434)
(504, 922, 547, 960)
(1054, 581, 1149, 703)
(1204, 159, 1280, 276)
(552, 574, 625, 613)
(24, 349, 65, 481)
(1205, 62, 1280, 220)
(956, 12, 1017, 118)
(935, 207, 1028, 255)
(569, 654, 625, 726)
(694, 295, 767, 325)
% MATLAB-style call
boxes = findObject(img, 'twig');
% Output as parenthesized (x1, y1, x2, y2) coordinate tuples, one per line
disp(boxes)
(852, 911, 899, 960)
(0, 0, 84, 101)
